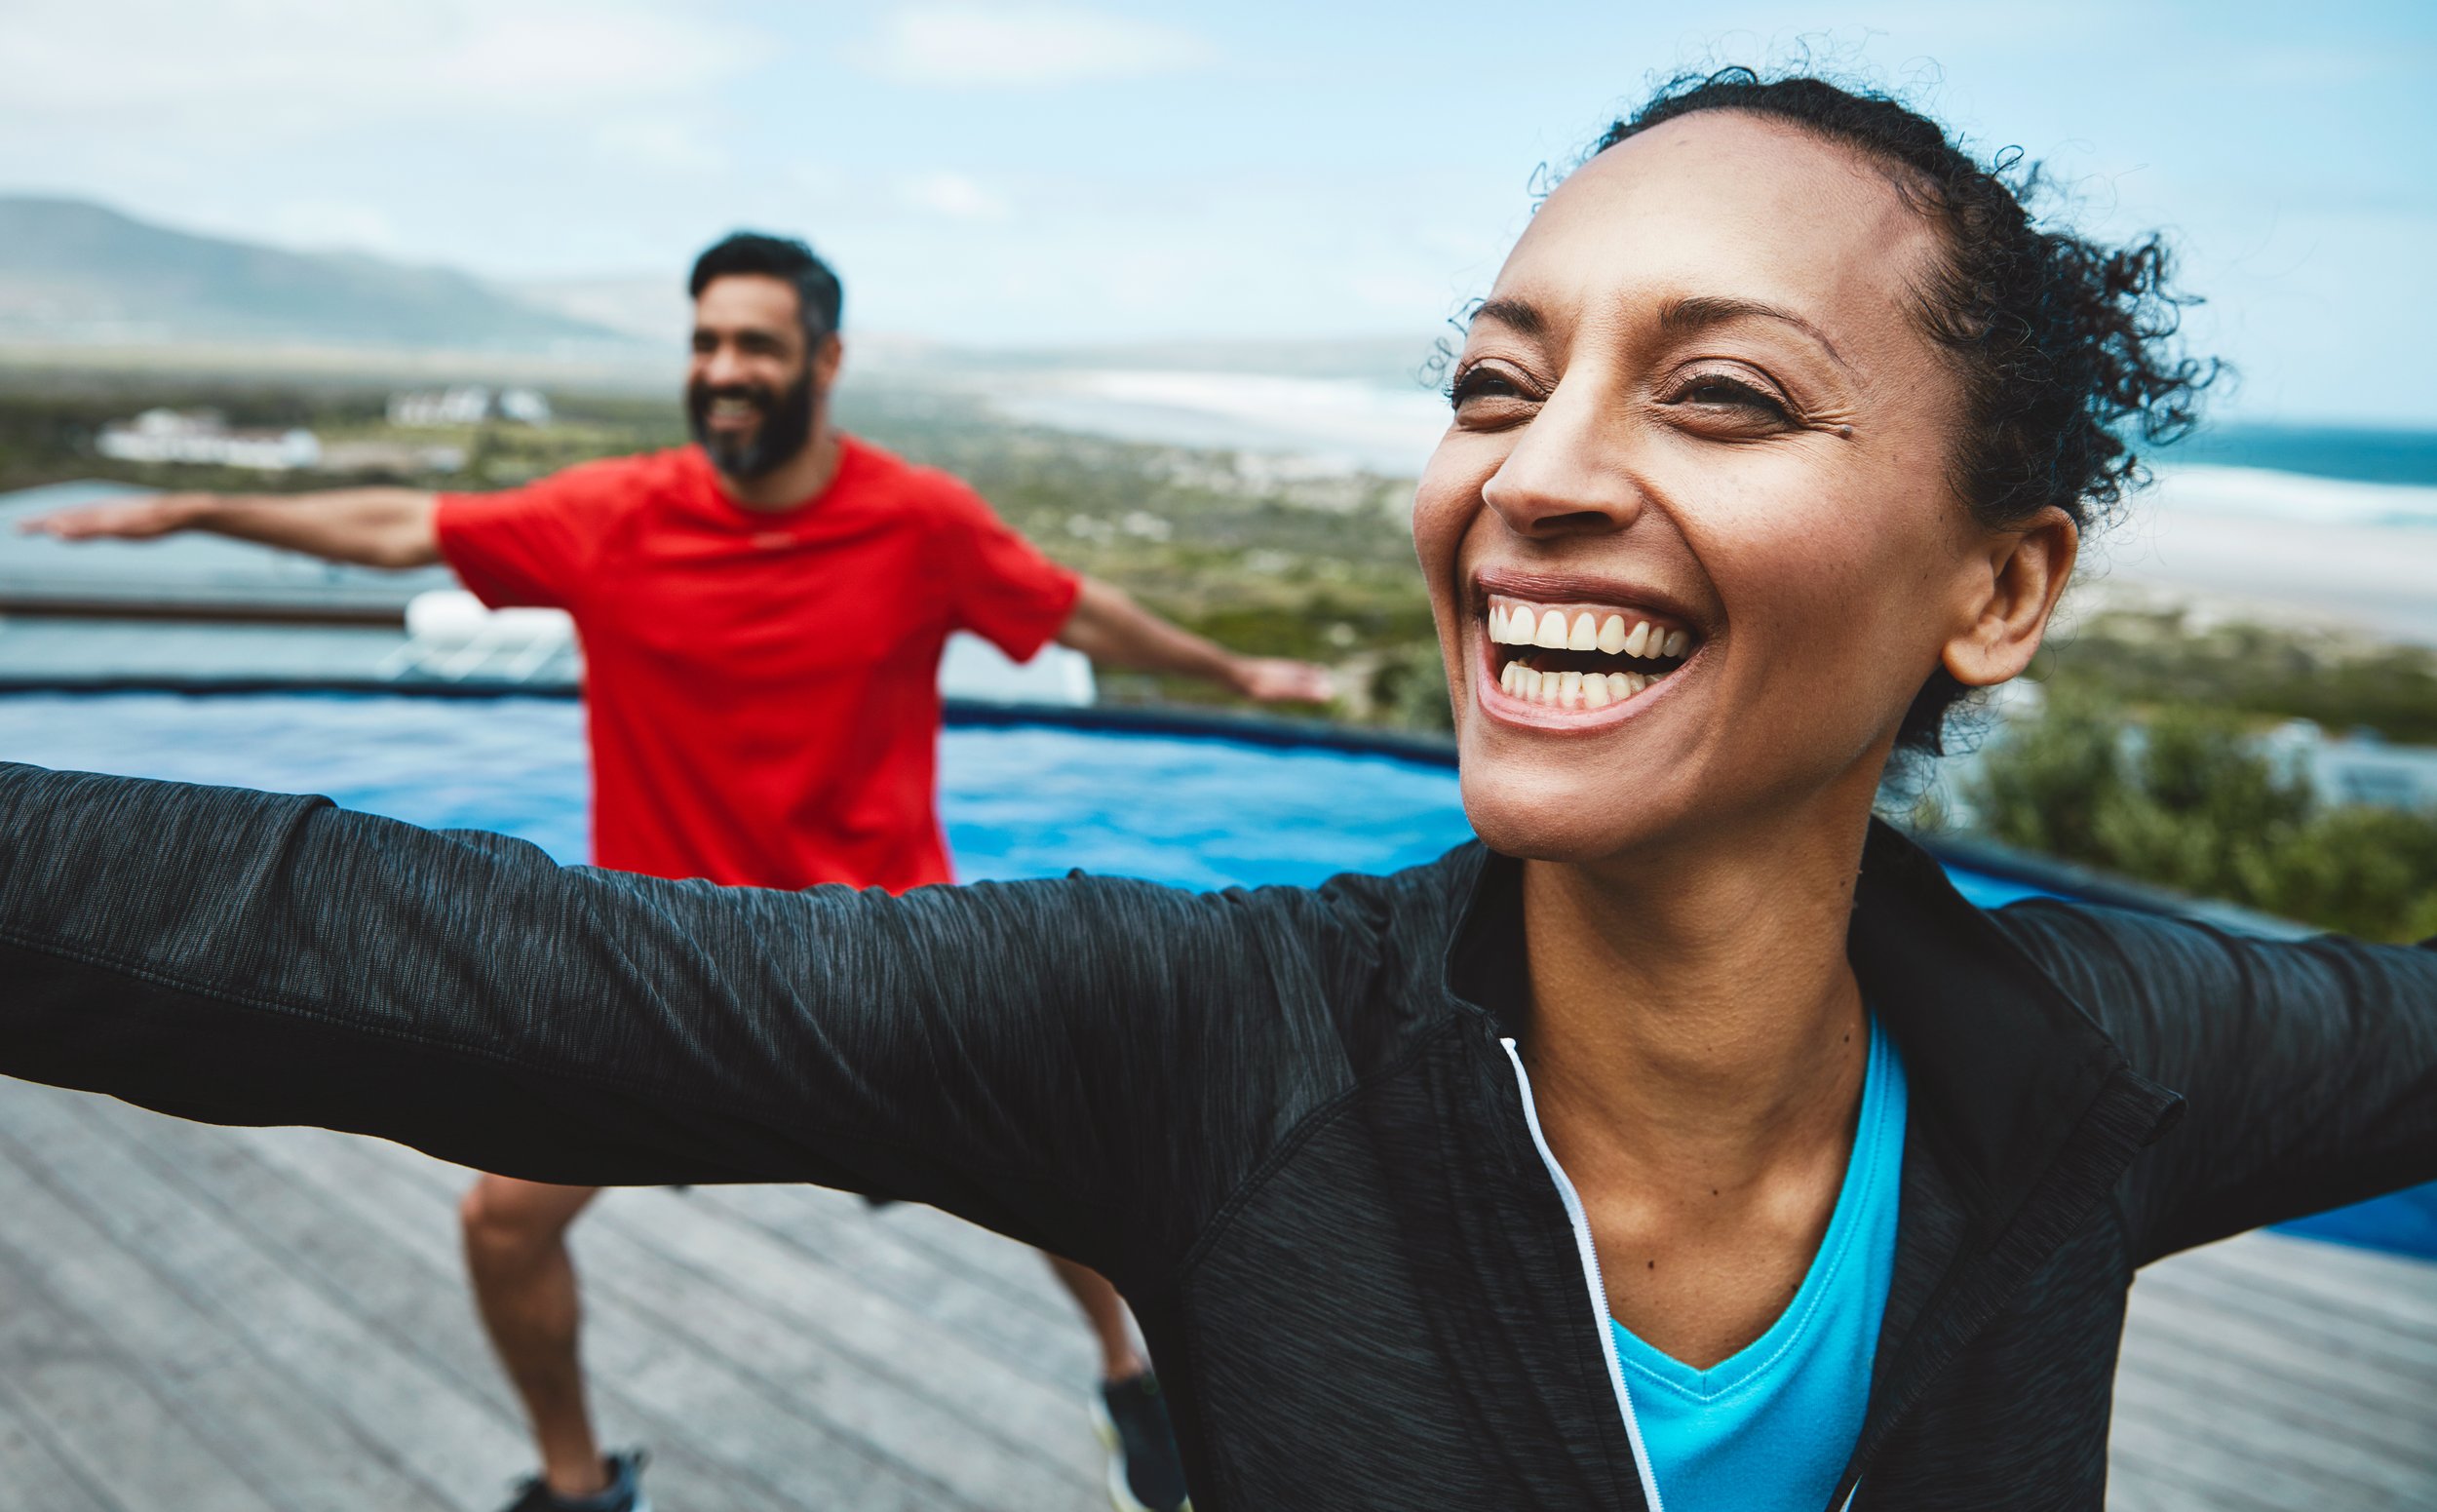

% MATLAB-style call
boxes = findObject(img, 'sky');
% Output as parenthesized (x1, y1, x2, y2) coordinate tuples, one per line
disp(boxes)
(3, 0, 2435, 425)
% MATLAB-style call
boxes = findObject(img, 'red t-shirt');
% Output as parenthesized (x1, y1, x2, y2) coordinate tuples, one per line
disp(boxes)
(435, 438, 1080, 892)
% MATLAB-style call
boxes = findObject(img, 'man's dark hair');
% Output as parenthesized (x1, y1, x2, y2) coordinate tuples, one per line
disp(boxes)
(1592, 68, 2217, 761)
(688, 232, 844, 346)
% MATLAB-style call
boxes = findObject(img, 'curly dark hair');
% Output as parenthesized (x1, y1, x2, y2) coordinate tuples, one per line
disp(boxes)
(1591, 68, 2218, 758)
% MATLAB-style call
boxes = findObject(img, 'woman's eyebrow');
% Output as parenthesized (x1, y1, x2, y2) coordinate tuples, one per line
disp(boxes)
(1658, 294, 1850, 369)
(1468, 295, 1546, 337)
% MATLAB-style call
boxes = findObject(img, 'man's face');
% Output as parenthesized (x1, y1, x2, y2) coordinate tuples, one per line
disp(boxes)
(685, 274, 830, 480)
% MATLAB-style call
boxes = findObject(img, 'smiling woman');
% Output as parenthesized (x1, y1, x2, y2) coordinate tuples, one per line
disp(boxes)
(0, 68, 2430, 1512)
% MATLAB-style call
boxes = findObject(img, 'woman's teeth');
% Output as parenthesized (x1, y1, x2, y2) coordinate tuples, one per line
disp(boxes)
(1484, 598, 1695, 712)
(1497, 660, 1672, 709)
(1487, 603, 1688, 660)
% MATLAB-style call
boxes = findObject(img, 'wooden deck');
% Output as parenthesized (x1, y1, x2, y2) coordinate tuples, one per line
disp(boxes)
(0, 1079, 2428, 1512)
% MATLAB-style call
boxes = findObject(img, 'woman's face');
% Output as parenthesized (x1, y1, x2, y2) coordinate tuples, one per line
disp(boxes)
(1416, 110, 2037, 864)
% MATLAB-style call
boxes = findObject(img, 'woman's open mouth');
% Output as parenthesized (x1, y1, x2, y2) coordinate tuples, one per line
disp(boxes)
(1479, 594, 1700, 715)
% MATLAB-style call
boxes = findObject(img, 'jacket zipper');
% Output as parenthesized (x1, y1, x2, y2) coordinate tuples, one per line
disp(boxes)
(1499, 1037, 1667, 1512)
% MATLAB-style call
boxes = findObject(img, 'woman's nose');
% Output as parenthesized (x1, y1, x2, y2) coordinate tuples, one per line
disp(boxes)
(1479, 381, 1647, 540)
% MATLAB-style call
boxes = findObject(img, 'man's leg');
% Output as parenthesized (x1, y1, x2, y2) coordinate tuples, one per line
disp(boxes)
(1043, 1252, 1147, 1380)
(1043, 1252, 1189, 1512)
(460, 1176, 610, 1498)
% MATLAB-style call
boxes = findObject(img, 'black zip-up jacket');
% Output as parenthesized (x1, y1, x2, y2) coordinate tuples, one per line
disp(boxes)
(2, 762, 2434, 1510)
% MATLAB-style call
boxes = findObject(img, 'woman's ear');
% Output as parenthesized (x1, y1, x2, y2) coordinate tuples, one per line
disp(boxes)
(1943, 506, 2078, 688)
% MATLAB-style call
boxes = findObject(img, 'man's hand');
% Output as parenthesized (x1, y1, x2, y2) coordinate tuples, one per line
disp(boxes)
(1229, 656, 1337, 705)
(19, 494, 208, 541)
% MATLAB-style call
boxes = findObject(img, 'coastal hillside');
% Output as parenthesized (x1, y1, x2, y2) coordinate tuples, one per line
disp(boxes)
(0, 196, 636, 353)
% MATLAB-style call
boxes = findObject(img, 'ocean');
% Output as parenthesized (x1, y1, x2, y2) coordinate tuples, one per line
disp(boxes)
(2166, 422, 2437, 488)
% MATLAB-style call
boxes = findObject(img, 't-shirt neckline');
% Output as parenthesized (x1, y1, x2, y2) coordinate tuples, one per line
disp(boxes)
(700, 432, 869, 528)
(1607, 1014, 1903, 1403)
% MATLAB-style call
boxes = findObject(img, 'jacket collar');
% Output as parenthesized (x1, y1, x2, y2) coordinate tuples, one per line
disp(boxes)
(1438, 819, 2185, 1246)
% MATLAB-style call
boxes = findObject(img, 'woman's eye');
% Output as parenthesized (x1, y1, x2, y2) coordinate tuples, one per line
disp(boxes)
(1448, 366, 1531, 410)
(1674, 374, 1790, 417)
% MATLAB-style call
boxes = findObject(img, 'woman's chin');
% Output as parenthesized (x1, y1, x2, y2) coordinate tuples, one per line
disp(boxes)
(1458, 773, 1673, 865)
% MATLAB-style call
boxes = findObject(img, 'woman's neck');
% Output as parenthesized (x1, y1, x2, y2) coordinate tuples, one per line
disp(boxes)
(1519, 795, 1875, 1186)
(1518, 794, 1882, 1365)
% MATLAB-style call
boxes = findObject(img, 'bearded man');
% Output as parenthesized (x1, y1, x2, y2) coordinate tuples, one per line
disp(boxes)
(29, 231, 1331, 1512)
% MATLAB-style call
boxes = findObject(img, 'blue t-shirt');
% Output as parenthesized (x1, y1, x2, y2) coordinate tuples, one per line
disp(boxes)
(1609, 1017, 1908, 1512)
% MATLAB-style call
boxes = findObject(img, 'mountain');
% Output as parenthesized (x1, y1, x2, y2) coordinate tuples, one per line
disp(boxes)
(0, 196, 638, 352)
(505, 275, 692, 347)
(884, 334, 1443, 389)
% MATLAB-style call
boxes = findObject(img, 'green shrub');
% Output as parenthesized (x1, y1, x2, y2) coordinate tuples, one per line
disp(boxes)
(1966, 698, 2437, 942)
(2031, 609, 2437, 744)
(1370, 641, 1454, 732)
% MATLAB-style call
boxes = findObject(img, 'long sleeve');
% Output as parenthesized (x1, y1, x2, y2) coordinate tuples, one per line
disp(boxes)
(1998, 898, 2437, 1264)
(0, 763, 1374, 1280)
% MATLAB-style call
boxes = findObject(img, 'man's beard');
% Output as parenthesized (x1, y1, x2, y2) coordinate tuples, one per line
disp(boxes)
(686, 368, 818, 481)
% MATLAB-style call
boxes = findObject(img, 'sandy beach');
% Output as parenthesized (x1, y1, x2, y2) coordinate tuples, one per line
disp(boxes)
(2080, 467, 2437, 647)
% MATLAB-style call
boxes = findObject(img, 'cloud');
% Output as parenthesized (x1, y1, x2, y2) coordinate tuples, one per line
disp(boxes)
(0, 0, 755, 121)
(856, 3, 1215, 87)
(595, 115, 731, 175)
(899, 172, 1013, 220)
(0, 0, 766, 265)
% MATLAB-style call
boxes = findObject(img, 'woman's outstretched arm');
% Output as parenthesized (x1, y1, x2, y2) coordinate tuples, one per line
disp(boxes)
(0, 763, 1350, 1275)
(2000, 899, 2437, 1263)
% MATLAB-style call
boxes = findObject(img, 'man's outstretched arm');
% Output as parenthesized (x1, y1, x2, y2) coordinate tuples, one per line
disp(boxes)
(19, 487, 441, 568)
(1057, 575, 1335, 704)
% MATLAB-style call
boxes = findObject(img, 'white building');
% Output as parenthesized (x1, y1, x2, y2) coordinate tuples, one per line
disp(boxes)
(97, 409, 321, 471)
(387, 385, 553, 428)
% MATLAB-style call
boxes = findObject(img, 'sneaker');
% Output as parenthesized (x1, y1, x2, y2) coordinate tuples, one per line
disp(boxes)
(1091, 1373, 1191, 1512)
(497, 1450, 652, 1512)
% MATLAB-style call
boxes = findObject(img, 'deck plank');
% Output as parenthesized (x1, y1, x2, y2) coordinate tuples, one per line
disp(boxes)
(0, 1343, 123, 1512)
(686, 1181, 1102, 1388)
(2133, 1267, 2437, 1388)
(105, 1099, 930, 1512)
(2120, 1275, 2437, 1421)
(2114, 1316, 2437, 1470)
(195, 1114, 1014, 1512)
(0, 1080, 2430, 1512)
(328, 1130, 1104, 1470)
(2109, 1354, 2429, 1507)
(2169, 1234, 2437, 1337)
(0, 1241, 270, 1512)
(0, 1119, 461, 1512)
(1, 1083, 543, 1511)
(583, 1191, 1105, 1488)
(2110, 1229, 2437, 1511)
(303, 1126, 1105, 1508)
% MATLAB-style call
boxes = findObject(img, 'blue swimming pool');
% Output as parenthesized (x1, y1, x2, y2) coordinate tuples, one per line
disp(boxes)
(0, 691, 1473, 889)
(3, 690, 2426, 1261)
